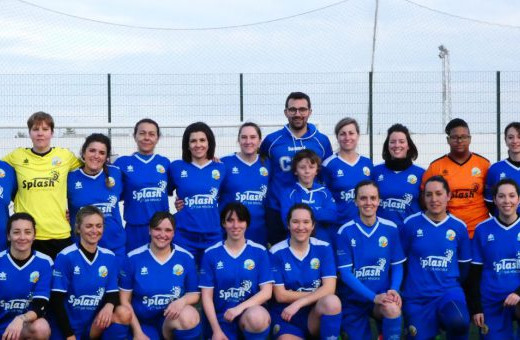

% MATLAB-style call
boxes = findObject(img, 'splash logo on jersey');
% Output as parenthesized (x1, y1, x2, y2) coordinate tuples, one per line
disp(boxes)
(408, 325, 418, 337)
(0, 272, 6, 280)
(407, 174, 417, 184)
(94, 196, 118, 214)
(0, 299, 28, 311)
(22, 171, 59, 190)
(173, 264, 184, 276)
(29, 271, 40, 283)
(380, 194, 413, 211)
(235, 185, 267, 204)
(310, 258, 320, 270)
(68, 288, 104, 309)
(378, 236, 388, 248)
(355, 258, 386, 279)
(471, 167, 482, 176)
(419, 249, 453, 270)
(133, 180, 167, 202)
(446, 229, 456, 241)
(107, 177, 116, 188)
(185, 188, 218, 208)
(156, 164, 165, 174)
(140, 267, 148, 275)
(98, 266, 108, 278)
(363, 166, 371, 176)
(219, 280, 252, 301)
(416, 229, 423, 238)
(351, 238, 356, 247)
(487, 234, 495, 242)
(244, 259, 255, 270)
(51, 157, 62, 167)
(142, 294, 176, 308)
(493, 252, 520, 274)
(0, 168, 5, 178)
(259, 167, 268, 177)
(211, 169, 220, 180)
(341, 188, 355, 203)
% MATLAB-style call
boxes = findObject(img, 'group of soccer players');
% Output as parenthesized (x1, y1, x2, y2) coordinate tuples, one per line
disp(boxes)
(0, 91, 519, 339)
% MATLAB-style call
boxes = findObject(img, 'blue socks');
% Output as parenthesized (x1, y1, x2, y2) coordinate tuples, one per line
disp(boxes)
(172, 323, 202, 340)
(320, 313, 341, 339)
(242, 326, 270, 340)
(382, 315, 402, 340)
(101, 323, 130, 340)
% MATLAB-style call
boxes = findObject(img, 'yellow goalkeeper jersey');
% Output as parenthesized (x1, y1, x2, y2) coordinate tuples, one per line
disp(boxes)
(3, 147, 81, 240)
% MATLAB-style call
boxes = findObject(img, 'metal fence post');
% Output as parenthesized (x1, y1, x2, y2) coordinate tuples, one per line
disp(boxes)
(496, 71, 501, 162)
(107, 73, 112, 138)
(239, 73, 244, 122)
(369, 71, 374, 161)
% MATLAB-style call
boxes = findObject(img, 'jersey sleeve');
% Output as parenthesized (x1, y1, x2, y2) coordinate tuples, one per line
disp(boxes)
(484, 165, 497, 203)
(399, 221, 413, 256)
(279, 188, 294, 228)
(471, 228, 484, 265)
(184, 255, 199, 293)
(33, 259, 53, 300)
(67, 151, 82, 171)
(119, 256, 134, 291)
(257, 249, 274, 285)
(52, 253, 70, 292)
(320, 245, 337, 278)
(313, 188, 338, 225)
(2, 150, 15, 166)
(106, 256, 119, 293)
(259, 138, 271, 159)
(421, 162, 438, 190)
(457, 223, 472, 263)
(335, 230, 353, 269)
(198, 252, 215, 288)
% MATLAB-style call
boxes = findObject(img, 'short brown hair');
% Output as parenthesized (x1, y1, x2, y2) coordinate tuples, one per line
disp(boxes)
(27, 111, 54, 132)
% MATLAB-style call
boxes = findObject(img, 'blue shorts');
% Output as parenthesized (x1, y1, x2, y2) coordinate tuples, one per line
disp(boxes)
(139, 316, 165, 339)
(403, 288, 467, 339)
(481, 299, 518, 340)
(174, 229, 223, 266)
(202, 314, 242, 340)
(341, 300, 377, 339)
(270, 306, 311, 338)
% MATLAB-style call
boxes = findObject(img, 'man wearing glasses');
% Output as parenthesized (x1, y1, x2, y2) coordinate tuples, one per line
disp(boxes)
(422, 118, 490, 238)
(260, 92, 332, 246)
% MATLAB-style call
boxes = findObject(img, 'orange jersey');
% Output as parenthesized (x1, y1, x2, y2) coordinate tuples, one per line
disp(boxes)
(422, 153, 490, 238)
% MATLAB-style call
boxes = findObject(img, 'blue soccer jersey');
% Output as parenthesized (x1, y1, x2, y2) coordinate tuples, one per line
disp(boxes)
(119, 244, 199, 321)
(52, 244, 118, 334)
(372, 163, 425, 225)
(114, 153, 170, 226)
(336, 217, 406, 302)
(199, 240, 273, 323)
(322, 154, 373, 225)
(279, 182, 338, 241)
(169, 160, 225, 235)
(67, 166, 124, 251)
(400, 212, 471, 300)
(0, 161, 16, 250)
(220, 154, 270, 245)
(472, 216, 520, 303)
(260, 124, 332, 211)
(0, 251, 52, 332)
(485, 159, 520, 213)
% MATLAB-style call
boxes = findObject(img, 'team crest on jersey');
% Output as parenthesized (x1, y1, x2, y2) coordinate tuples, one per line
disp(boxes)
(98, 266, 108, 278)
(126, 165, 134, 172)
(0, 168, 5, 178)
(140, 267, 148, 275)
(284, 263, 291, 271)
(232, 167, 239, 174)
(156, 164, 165, 174)
(310, 258, 320, 270)
(487, 234, 495, 242)
(416, 229, 423, 237)
(471, 167, 481, 176)
(107, 177, 116, 188)
(259, 167, 268, 177)
(51, 157, 62, 166)
(408, 325, 418, 337)
(211, 169, 221, 180)
(29, 271, 40, 283)
(75, 181, 82, 189)
(217, 261, 224, 270)
(446, 229, 456, 241)
(173, 264, 184, 276)
(0, 272, 6, 280)
(74, 266, 80, 275)
(407, 174, 417, 184)
(378, 236, 388, 248)
(337, 169, 344, 177)
(377, 174, 384, 181)
(351, 239, 356, 247)
(181, 170, 188, 178)
(244, 259, 255, 270)
(363, 167, 371, 176)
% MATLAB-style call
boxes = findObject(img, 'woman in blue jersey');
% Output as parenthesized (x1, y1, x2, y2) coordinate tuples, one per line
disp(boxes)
(279, 149, 338, 244)
(114, 118, 170, 253)
(169, 122, 225, 265)
(68, 133, 125, 266)
(401, 176, 471, 340)
(51, 206, 131, 339)
(200, 202, 273, 340)
(0, 213, 52, 340)
(336, 180, 404, 340)
(485, 122, 520, 214)
(220, 122, 270, 246)
(470, 178, 520, 339)
(270, 203, 341, 340)
(372, 123, 424, 225)
(323, 117, 373, 225)
(120, 211, 201, 340)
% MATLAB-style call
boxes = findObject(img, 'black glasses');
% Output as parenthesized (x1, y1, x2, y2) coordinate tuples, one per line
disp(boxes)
(286, 107, 309, 114)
